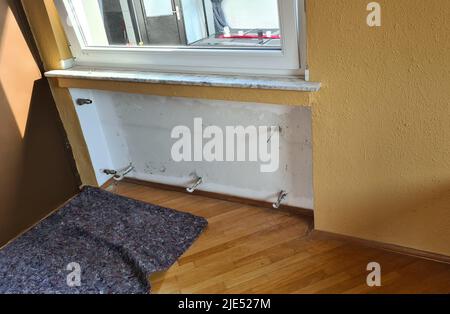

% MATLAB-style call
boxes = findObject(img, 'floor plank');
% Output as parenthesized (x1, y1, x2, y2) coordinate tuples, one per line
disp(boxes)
(107, 181, 450, 294)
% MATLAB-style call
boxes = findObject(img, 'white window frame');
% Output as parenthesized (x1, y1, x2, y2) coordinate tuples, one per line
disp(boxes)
(55, 0, 307, 77)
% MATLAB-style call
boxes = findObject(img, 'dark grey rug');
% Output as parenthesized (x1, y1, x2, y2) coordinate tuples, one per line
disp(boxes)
(0, 187, 207, 294)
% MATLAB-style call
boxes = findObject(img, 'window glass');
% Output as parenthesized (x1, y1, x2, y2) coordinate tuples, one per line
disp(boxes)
(66, 0, 281, 49)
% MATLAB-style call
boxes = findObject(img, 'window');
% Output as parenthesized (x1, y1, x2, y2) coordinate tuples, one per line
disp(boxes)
(55, 0, 306, 76)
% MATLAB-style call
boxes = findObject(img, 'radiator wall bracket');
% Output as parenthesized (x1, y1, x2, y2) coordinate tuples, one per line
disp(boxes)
(102, 163, 134, 182)
(273, 190, 288, 209)
(187, 177, 203, 193)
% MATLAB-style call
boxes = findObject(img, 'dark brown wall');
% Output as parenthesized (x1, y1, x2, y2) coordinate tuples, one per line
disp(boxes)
(0, 0, 79, 247)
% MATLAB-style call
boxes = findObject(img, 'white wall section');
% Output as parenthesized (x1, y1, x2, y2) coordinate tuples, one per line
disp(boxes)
(69, 89, 314, 209)
(69, 89, 115, 185)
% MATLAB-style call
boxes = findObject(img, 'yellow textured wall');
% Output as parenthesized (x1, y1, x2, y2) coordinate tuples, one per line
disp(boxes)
(309, 0, 450, 256)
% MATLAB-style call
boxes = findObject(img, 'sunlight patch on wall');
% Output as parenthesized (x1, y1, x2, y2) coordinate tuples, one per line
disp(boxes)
(0, 8, 41, 138)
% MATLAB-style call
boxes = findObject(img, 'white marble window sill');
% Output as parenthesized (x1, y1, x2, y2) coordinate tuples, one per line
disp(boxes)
(45, 67, 321, 92)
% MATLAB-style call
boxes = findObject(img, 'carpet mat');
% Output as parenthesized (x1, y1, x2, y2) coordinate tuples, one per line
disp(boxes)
(0, 187, 207, 294)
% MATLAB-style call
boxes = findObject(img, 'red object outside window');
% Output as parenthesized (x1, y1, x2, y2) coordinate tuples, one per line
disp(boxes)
(217, 34, 281, 39)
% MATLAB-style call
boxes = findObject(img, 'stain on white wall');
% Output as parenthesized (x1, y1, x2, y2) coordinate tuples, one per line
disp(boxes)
(69, 89, 314, 209)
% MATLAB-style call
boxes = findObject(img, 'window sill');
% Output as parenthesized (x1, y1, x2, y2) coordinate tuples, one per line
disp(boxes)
(45, 67, 321, 92)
